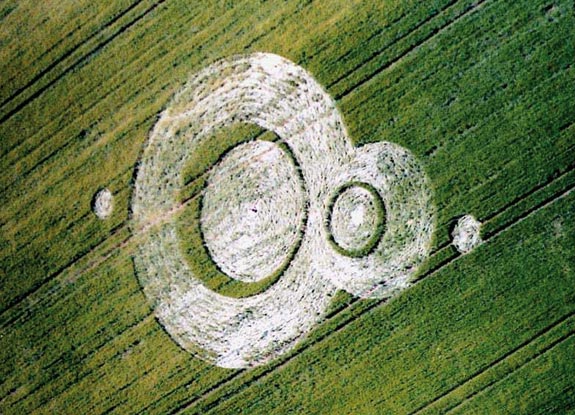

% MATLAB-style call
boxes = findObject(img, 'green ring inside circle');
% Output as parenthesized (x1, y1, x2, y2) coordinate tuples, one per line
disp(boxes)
(325, 181, 386, 258)
(176, 125, 308, 298)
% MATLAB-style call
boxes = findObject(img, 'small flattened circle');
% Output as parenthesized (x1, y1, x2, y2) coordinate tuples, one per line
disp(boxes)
(92, 188, 113, 219)
(452, 214, 482, 254)
(327, 182, 385, 258)
(318, 143, 435, 299)
(200, 140, 306, 283)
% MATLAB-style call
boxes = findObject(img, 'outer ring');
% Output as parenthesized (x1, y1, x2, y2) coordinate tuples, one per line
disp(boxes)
(131, 53, 349, 368)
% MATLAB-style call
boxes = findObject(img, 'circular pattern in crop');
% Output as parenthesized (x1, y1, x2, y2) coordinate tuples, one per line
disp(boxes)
(200, 140, 306, 283)
(92, 188, 113, 219)
(131, 52, 435, 368)
(318, 142, 436, 299)
(326, 182, 385, 258)
(452, 214, 482, 253)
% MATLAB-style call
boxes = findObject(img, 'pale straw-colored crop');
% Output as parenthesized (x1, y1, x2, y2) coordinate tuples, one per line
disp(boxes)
(452, 214, 482, 254)
(93, 188, 113, 219)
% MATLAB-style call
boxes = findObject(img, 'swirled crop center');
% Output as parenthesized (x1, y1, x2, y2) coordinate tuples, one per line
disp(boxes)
(200, 140, 306, 283)
(327, 182, 385, 257)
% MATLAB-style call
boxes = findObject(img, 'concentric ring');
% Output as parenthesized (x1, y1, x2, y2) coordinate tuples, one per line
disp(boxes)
(131, 52, 435, 368)
(326, 181, 386, 258)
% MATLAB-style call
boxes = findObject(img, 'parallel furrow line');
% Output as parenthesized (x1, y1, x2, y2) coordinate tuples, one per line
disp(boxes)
(0, 0, 273, 197)
(335, 0, 488, 99)
(409, 316, 575, 415)
(0, 0, 461, 181)
(0, 0, 146, 116)
(197, 321, 575, 415)
(0, 0, 167, 127)
(444, 331, 575, 414)
(4, 311, 155, 409)
(327, 0, 460, 92)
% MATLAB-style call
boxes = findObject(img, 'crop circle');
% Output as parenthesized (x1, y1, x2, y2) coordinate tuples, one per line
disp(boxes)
(452, 214, 482, 253)
(326, 182, 385, 258)
(131, 52, 435, 368)
(316, 143, 435, 299)
(92, 188, 113, 219)
(200, 140, 306, 283)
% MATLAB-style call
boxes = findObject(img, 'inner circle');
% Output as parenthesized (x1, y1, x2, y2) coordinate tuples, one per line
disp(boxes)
(200, 140, 306, 283)
(327, 182, 386, 258)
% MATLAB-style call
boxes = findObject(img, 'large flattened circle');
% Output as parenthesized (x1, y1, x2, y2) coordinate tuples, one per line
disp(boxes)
(200, 140, 306, 283)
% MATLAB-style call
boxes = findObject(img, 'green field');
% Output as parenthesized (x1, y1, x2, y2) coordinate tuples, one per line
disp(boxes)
(1, 0, 574, 413)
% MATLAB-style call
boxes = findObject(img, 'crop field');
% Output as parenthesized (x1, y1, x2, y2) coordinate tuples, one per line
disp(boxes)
(1, 0, 574, 413)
